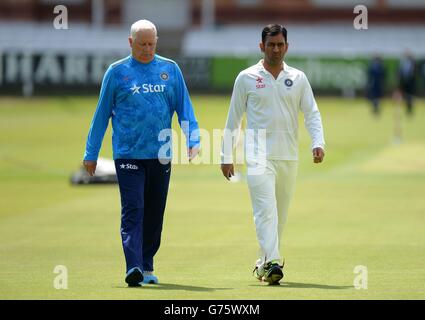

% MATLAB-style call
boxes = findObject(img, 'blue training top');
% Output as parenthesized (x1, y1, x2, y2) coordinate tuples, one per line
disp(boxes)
(84, 54, 200, 161)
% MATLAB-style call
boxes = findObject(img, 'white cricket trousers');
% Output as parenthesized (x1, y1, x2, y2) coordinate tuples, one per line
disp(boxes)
(246, 160, 298, 265)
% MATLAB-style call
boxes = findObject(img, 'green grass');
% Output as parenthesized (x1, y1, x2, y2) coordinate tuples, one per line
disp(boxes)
(0, 95, 424, 299)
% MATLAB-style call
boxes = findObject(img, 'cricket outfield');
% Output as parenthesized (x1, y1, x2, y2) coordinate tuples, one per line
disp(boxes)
(0, 95, 424, 299)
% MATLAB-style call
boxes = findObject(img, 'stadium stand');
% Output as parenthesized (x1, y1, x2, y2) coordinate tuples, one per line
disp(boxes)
(0, 0, 424, 95)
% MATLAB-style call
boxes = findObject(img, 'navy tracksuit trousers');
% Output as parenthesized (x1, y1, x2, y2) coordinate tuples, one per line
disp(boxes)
(114, 159, 171, 273)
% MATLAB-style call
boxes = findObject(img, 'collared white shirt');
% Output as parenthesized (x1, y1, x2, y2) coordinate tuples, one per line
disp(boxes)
(222, 60, 325, 163)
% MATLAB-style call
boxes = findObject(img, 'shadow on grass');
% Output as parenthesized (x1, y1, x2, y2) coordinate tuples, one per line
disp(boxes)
(249, 282, 352, 290)
(114, 282, 233, 292)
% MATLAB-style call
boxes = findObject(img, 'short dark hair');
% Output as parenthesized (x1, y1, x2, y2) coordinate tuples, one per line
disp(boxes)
(261, 24, 287, 43)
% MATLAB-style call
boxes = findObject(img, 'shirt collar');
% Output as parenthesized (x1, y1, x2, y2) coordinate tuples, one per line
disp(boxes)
(130, 54, 157, 66)
(257, 59, 289, 76)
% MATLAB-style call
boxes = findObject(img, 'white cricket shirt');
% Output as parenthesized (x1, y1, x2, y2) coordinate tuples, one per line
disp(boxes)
(222, 60, 325, 163)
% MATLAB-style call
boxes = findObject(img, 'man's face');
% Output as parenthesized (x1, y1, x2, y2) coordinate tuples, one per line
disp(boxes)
(129, 29, 157, 63)
(260, 33, 288, 66)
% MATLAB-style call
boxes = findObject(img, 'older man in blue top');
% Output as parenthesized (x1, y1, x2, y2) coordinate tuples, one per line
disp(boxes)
(83, 20, 200, 287)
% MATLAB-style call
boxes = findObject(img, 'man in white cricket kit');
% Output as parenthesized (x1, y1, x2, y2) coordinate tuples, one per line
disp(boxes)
(221, 24, 325, 285)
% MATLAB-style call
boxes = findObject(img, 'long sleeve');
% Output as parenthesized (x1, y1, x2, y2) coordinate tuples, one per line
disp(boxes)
(221, 73, 247, 164)
(299, 73, 325, 150)
(174, 64, 200, 149)
(83, 66, 115, 161)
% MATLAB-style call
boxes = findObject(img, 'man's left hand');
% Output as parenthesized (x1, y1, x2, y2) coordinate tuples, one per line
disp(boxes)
(188, 147, 199, 162)
(313, 147, 325, 163)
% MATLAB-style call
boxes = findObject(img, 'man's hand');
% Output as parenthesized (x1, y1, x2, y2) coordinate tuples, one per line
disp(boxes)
(313, 147, 325, 163)
(188, 147, 199, 162)
(221, 163, 234, 181)
(83, 160, 97, 176)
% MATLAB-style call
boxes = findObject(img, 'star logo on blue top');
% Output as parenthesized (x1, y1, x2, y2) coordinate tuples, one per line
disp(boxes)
(130, 84, 141, 95)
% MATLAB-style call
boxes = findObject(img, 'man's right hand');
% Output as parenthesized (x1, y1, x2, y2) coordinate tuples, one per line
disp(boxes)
(83, 160, 97, 176)
(221, 163, 234, 181)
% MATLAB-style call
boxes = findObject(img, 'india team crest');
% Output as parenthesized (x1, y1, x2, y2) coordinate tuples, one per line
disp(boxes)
(160, 72, 169, 81)
(284, 79, 293, 87)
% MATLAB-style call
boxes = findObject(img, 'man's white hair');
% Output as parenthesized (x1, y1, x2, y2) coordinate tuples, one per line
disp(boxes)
(130, 19, 157, 39)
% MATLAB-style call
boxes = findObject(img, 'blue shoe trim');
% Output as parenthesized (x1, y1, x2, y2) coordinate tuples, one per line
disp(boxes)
(126, 267, 142, 277)
(142, 274, 158, 284)
(125, 267, 143, 287)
